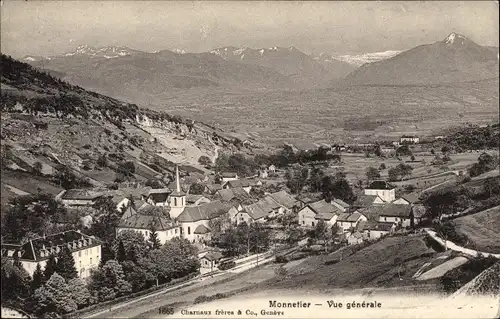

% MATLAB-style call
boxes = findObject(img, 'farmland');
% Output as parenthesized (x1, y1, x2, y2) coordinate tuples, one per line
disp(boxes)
(454, 206, 500, 254)
(150, 79, 499, 146)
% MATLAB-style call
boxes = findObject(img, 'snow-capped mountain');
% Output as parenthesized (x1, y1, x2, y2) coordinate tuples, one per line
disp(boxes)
(209, 45, 354, 81)
(343, 33, 499, 85)
(22, 45, 141, 62)
(315, 51, 402, 67)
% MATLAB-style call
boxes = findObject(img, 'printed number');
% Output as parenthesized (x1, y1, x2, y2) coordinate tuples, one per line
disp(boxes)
(159, 306, 174, 315)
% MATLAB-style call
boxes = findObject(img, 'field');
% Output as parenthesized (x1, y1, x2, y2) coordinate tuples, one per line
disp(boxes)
(149, 80, 499, 146)
(454, 206, 500, 254)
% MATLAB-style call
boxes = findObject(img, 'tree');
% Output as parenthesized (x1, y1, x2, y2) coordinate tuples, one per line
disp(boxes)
(121, 260, 150, 292)
(308, 168, 325, 192)
(149, 227, 161, 250)
(114, 230, 150, 262)
(365, 166, 381, 182)
(89, 260, 132, 302)
(31, 263, 44, 292)
(68, 278, 92, 309)
(379, 163, 386, 170)
(43, 254, 58, 281)
(161, 238, 200, 278)
(97, 154, 108, 168)
(198, 155, 212, 166)
(54, 247, 78, 280)
(430, 149, 435, 155)
(285, 167, 308, 194)
(422, 189, 460, 221)
(189, 183, 205, 195)
(441, 145, 451, 154)
(32, 273, 77, 316)
(117, 240, 127, 263)
(33, 161, 43, 175)
(483, 177, 500, 198)
(410, 155, 416, 161)
(321, 177, 355, 204)
(1, 257, 31, 303)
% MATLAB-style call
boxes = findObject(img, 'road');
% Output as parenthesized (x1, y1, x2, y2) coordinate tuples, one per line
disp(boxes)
(424, 229, 500, 258)
(83, 253, 277, 318)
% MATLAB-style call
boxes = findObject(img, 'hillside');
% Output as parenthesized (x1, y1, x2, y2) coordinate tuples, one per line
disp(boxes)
(26, 47, 299, 102)
(454, 206, 500, 254)
(263, 236, 438, 290)
(0, 54, 248, 194)
(343, 33, 499, 86)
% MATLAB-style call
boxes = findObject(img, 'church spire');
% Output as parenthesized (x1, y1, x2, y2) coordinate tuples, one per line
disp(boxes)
(176, 165, 181, 192)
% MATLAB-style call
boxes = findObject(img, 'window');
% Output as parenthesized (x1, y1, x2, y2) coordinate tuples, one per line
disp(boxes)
(78, 251, 81, 257)
(188, 227, 191, 235)
(90, 258, 92, 264)
(174, 198, 177, 206)
(311, 222, 315, 227)
(384, 217, 387, 222)
(175, 228, 178, 234)
(85, 250, 88, 256)
(302, 220, 305, 225)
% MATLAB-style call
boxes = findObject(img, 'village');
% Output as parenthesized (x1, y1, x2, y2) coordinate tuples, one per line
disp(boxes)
(3, 132, 488, 280)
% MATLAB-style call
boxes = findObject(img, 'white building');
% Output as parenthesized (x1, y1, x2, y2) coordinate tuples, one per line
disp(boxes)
(1, 230, 101, 279)
(336, 211, 368, 232)
(116, 205, 181, 245)
(176, 200, 234, 243)
(364, 181, 396, 203)
(146, 188, 172, 207)
(220, 172, 239, 183)
(298, 200, 341, 228)
(400, 135, 420, 144)
(377, 204, 413, 228)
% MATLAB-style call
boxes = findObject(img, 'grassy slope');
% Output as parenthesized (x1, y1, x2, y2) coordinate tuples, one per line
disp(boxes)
(263, 236, 437, 290)
(454, 205, 500, 253)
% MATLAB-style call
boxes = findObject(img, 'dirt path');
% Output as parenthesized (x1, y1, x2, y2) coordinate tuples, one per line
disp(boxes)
(424, 229, 500, 258)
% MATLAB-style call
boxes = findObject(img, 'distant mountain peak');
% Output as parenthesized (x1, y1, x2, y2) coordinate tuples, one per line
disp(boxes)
(444, 32, 467, 45)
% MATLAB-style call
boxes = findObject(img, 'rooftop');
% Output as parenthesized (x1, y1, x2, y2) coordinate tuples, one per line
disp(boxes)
(118, 213, 177, 231)
(193, 224, 211, 234)
(267, 190, 299, 209)
(1, 230, 100, 262)
(306, 199, 341, 221)
(61, 189, 102, 200)
(215, 187, 251, 202)
(177, 201, 233, 222)
(353, 194, 381, 207)
(379, 204, 412, 218)
(366, 181, 396, 190)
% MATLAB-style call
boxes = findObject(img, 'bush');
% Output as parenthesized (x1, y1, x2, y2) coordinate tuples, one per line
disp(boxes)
(193, 293, 228, 305)
(218, 261, 236, 270)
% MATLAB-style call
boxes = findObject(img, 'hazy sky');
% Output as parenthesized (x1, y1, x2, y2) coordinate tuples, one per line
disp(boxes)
(1, 1, 499, 58)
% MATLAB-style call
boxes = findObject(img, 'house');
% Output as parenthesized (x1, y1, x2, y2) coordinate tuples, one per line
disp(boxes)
(1, 230, 101, 279)
(176, 201, 234, 243)
(186, 194, 211, 206)
(298, 200, 341, 227)
(237, 197, 279, 225)
(377, 204, 414, 227)
(347, 231, 364, 245)
(220, 172, 239, 183)
(364, 180, 396, 203)
(259, 168, 269, 179)
(336, 211, 368, 232)
(111, 195, 130, 212)
(267, 190, 302, 212)
(380, 147, 395, 156)
(391, 193, 421, 205)
(60, 189, 103, 207)
(268, 165, 277, 174)
(222, 179, 261, 193)
(200, 251, 224, 269)
(205, 183, 224, 195)
(331, 198, 350, 212)
(116, 186, 151, 201)
(358, 220, 396, 240)
(400, 135, 419, 144)
(145, 188, 172, 206)
(117, 206, 181, 245)
(214, 187, 252, 202)
(353, 194, 386, 208)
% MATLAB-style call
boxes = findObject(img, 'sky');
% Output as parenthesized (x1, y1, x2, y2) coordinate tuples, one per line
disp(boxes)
(1, 1, 499, 58)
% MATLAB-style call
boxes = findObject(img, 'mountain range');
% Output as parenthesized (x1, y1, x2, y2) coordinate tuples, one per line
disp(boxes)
(20, 33, 499, 104)
(343, 33, 499, 86)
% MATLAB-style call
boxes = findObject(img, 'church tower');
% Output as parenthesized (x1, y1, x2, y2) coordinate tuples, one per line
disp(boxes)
(169, 165, 186, 219)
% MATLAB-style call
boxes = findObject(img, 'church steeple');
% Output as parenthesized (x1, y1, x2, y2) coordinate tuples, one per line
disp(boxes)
(169, 165, 186, 219)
